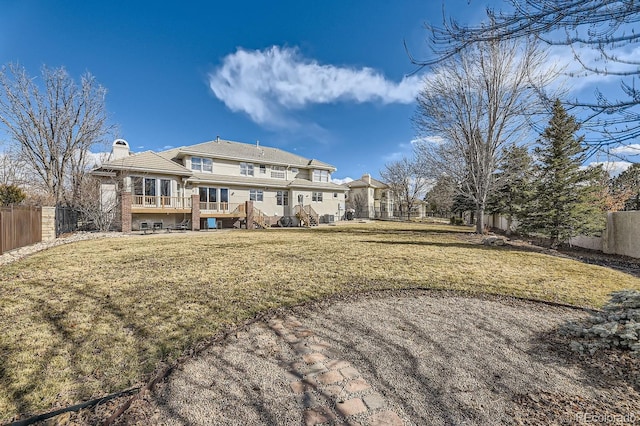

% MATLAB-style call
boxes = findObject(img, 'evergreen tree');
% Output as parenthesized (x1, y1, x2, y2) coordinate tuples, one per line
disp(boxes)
(612, 163, 640, 210)
(425, 175, 456, 217)
(520, 100, 605, 247)
(0, 184, 26, 206)
(485, 144, 533, 235)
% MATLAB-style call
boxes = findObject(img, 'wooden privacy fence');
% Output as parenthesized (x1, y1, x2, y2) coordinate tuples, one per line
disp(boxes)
(0, 205, 42, 255)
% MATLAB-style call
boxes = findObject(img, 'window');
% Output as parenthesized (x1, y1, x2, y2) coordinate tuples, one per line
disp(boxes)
(249, 189, 263, 202)
(313, 170, 329, 182)
(333, 192, 338, 198)
(259, 164, 266, 174)
(160, 179, 171, 197)
(132, 177, 143, 196)
(271, 165, 285, 179)
(191, 157, 212, 172)
(312, 192, 323, 202)
(276, 190, 288, 206)
(144, 178, 156, 196)
(240, 162, 254, 176)
(191, 157, 201, 171)
(291, 168, 299, 174)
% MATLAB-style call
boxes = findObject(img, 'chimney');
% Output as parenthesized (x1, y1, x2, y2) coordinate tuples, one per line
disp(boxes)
(362, 173, 371, 185)
(256, 140, 260, 148)
(216, 135, 220, 143)
(109, 139, 130, 161)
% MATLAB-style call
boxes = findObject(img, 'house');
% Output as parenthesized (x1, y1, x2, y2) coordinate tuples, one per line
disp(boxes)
(344, 173, 429, 220)
(345, 174, 394, 219)
(92, 137, 348, 231)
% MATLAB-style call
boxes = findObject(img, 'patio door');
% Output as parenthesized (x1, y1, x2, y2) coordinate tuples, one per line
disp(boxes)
(220, 188, 229, 211)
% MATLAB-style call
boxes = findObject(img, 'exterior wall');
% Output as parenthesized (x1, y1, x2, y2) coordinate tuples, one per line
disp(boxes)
(603, 211, 640, 258)
(186, 156, 312, 181)
(41, 206, 56, 241)
(121, 192, 132, 232)
(569, 235, 603, 251)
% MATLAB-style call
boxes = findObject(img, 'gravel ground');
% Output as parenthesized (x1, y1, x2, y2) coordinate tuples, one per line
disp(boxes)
(114, 291, 640, 425)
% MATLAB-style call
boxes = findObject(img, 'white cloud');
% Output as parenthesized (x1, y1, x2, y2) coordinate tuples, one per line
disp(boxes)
(611, 144, 640, 156)
(589, 160, 633, 176)
(410, 136, 444, 145)
(209, 46, 422, 126)
(331, 177, 353, 185)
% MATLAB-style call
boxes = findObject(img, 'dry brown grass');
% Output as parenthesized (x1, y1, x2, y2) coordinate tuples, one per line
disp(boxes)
(1, 221, 638, 421)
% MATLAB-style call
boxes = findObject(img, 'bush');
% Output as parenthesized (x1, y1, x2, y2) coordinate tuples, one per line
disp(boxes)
(450, 216, 465, 226)
(0, 184, 26, 206)
(564, 290, 640, 356)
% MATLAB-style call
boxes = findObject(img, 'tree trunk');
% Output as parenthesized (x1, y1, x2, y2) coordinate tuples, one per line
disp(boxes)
(475, 206, 484, 234)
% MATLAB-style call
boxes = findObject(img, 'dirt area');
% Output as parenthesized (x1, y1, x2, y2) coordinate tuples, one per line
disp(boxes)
(87, 290, 639, 425)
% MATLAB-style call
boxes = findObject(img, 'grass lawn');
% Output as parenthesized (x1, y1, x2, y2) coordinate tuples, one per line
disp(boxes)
(1, 221, 639, 421)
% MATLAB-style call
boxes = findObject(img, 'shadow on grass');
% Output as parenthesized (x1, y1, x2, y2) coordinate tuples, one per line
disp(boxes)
(359, 239, 497, 250)
(310, 227, 474, 236)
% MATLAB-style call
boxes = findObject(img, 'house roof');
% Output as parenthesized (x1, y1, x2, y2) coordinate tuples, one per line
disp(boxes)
(163, 139, 336, 171)
(95, 151, 193, 176)
(288, 179, 347, 191)
(346, 175, 388, 189)
(190, 172, 347, 191)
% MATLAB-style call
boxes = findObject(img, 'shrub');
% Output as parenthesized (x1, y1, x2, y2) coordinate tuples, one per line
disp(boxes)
(0, 184, 26, 206)
(564, 290, 640, 356)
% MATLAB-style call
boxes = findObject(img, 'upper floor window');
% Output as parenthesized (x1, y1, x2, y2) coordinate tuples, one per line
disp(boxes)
(313, 170, 329, 182)
(259, 164, 267, 174)
(191, 157, 212, 172)
(249, 189, 263, 202)
(241, 162, 254, 176)
(271, 165, 285, 179)
(312, 191, 323, 202)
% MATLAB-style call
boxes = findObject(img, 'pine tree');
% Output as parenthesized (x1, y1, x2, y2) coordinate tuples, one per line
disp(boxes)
(612, 163, 640, 210)
(520, 100, 605, 247)
(486, 144, 533, 235)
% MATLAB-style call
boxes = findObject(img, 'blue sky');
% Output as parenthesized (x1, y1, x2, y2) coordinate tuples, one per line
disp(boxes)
(0, 1, 635, 181)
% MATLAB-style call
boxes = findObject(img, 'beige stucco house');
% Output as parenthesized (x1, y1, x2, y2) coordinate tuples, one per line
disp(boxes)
(92, 138, 347, 231)
(344, 173, 428, 220)
(345, 174, 394, 219)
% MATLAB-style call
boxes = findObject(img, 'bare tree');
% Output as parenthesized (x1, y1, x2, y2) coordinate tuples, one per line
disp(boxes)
(348, 193, 368, 218)
(413, 37, 556, 233)
(380, 156, 431, 221)
(416, 0, 640, 155)
(0, 64, 112, 205)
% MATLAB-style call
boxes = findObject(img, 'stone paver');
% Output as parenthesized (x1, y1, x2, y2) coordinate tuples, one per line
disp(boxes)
(345, 378, 371, 393)
(316, 370, 343, 385)
(302, 352, 327, 364)
(280, 314, 404, 424)
(304, 406, 336, 425)
(363, 393, 385, 410)
(340, 366, 360, 379)
(367, 410, 404, 426)
(336, 398, 368, 417)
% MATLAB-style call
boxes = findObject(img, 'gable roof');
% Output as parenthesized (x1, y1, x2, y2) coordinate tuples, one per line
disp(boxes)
(346, 175, 388, 189)
(96, 151, 193, 176)
(163, 139, 336, 171)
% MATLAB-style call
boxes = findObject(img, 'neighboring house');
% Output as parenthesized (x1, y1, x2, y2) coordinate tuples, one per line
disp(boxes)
(344, 173, 428, 220)
(92, 137, 347, 231)
(345, 174, 394, 219)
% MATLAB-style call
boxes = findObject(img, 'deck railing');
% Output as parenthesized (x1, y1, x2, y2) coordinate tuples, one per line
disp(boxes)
(200, 202, 244, 214)
(132, 196, 192, 209)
